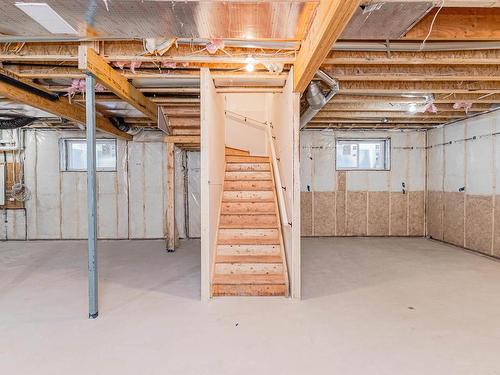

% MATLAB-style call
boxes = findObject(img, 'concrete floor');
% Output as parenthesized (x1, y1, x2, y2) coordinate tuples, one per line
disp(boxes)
(1, 237, 500, 374)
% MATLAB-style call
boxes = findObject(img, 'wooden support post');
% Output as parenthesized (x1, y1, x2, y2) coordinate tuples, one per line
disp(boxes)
(166, 142, 176, 252)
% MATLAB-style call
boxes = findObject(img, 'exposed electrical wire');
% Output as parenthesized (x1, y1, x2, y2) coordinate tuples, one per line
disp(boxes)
(419, 0, 445, 51)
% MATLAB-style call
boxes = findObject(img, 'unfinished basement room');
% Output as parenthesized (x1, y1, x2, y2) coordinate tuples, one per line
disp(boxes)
(1, 0, 500, 374)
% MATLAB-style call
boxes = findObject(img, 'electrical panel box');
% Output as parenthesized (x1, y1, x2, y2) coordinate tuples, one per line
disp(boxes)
(0, 164, 5, 206)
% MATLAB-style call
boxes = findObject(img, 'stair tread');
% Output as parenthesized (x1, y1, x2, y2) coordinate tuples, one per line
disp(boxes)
(218, 238, 280, 245)
(226, 156, 270, 163)
(212, 274, 285, 285)
(221, 212, 276, 216)
(219, 224, 278, 229)
(215, 255, 282, 263)
(222, 199, 275, 203)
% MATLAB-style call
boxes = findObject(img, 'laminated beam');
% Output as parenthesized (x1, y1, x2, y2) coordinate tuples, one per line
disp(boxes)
(293, 0, 360, 92)
(0, 69, 132, 140)
(79, 47, 158, 121)
(164, 135, 200, 144)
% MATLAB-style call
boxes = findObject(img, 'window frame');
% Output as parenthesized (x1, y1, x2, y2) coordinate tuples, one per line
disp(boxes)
(60, 138, 117, 172)
(335, 138, 391, 171)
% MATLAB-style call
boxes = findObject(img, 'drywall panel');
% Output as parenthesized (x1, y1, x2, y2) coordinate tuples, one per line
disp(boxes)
(224, 93, 269, 156)
(444, 123, 465, 193)
(200, 68, 225, 300)
(466, 118, 494, 195)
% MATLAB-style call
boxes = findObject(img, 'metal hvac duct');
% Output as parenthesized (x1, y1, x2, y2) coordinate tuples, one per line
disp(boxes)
(300, 70, 339, 129)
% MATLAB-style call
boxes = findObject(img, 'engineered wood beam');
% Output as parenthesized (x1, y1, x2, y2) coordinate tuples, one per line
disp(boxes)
(164, 135, 200, 144)
(403, 8, 500, 40)
(314, 111, 466, 119)
(79, 47, 158, 120)
(0, 68, 132, 139)
(293, 0, 360, 92)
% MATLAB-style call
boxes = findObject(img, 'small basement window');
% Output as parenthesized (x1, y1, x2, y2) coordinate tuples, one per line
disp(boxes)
(60, 139, 117, 172)
(336, 138, 390, 171)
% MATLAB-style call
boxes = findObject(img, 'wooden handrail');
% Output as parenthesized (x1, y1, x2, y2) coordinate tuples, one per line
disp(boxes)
(224, 110, 291, 227)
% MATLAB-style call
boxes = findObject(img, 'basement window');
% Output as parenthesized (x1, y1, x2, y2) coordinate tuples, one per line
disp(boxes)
(336, 139, 390, 171)
(60, 139, 117, 172)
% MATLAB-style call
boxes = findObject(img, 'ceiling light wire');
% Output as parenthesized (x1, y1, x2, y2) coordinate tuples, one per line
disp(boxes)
(419, 0, 445, 51)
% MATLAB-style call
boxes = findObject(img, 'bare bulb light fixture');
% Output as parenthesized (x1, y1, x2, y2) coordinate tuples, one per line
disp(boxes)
(245, 56, 256, 72)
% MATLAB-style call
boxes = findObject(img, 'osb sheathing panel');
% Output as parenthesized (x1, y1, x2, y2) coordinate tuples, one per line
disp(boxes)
(427, 191, 444, 240)
(466, 195, 493, 255)
(368, 192, 389, 235)
(301, 192, 312, 236)
(494, 196, 500, 257)
(337, 171, 346, 191)
(390, 192, 408, 236)
(409, 191, 425, 236)
(336, 191, 346, 236)
(346, 192, 367, 236)
(443, 192, 465, 247)
(313, 192, 335, 236)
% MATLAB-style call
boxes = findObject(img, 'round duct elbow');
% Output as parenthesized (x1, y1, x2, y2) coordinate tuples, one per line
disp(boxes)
(110, 117, 131, 133)
(0, 116, 37, 129)
(306, 81, 327, 110)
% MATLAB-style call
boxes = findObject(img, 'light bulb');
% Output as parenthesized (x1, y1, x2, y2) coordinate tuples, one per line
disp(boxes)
(245, 63, 255, 72)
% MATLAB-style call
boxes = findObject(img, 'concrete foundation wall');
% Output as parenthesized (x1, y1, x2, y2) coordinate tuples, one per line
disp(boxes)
(426, 111, 500, 257)
(300, 130, 426, 237)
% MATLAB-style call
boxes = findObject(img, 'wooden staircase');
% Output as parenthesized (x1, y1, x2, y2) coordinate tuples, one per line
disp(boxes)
(211, 147, 289, 296)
